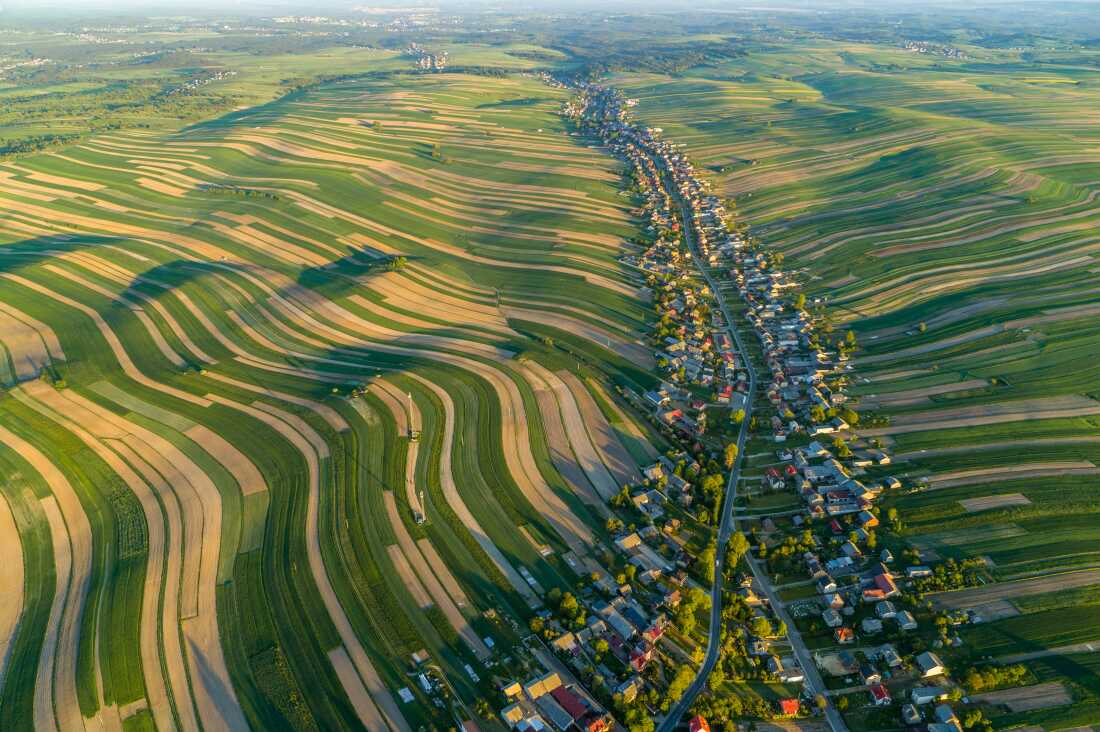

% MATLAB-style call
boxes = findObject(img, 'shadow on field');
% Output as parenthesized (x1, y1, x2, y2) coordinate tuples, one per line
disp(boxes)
(0, 234, 128, 275)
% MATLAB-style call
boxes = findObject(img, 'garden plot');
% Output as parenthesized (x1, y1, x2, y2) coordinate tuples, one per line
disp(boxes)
(972, 682, 1073, 712)
(960, 493, 1033, 512)
(933, 568, 1100, 610)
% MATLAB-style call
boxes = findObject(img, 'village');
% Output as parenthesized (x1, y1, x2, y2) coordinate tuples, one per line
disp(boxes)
(486, 83, 982, 732)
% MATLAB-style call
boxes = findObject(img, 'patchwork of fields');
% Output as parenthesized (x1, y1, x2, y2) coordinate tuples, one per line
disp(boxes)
(615, 39, 1100, 730)
(0, 69, 664, 730)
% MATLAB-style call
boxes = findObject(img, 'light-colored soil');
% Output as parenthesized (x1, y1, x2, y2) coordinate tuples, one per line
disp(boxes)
(185, 425, 267, 496)
(972, 682, 1073, 712)
(519, 362, 609, 510)
(404, 372, 542, 609)
(0, 305, 52, 381)
(2, 274, 209, 407)
(0, 491, 22, 687)
(967, 599, 1021, 621)
(587, 379, 660, 462)
(556, 370, 642, 488)
(206, 371, 348, 432)
(386, 544, 433, 609)
(382, 492, 489, 659)
(999, 641, 1100, 663)
(932, 568, 1100, 610)
(362, 271, 512, 334)
(415, 538, 472, 610)
(960, 493, 1032, 512)
(368, 379, 424, 518)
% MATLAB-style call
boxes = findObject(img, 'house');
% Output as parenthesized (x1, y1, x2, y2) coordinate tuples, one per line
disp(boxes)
(689, 716, 711, 732)
(907, 565, 933, 579)
(501, 703, 526, 727)
(916, 651, 946, 678)
(822, 608, 843, 627)
(896, 610, 918, 631)
(911, 686, 949, 705)
(615, 677, 642, 704)
(778, 698, 801, 717)
(834, 627, 855, 644)
(816, 576, 838, 594)
(501, 680, 523, 700)
(824, 592, 845, 610)
(861, 618, 883, 634)
(870, 683, 891, 706)
(524, 672, 562, 700)
(551, 632, 578, 653)
(873, 572, 899, 598)
(877, 645, 903, 668)
(935, 704, 960, 726)
(535, 694, 575, 731)
(875, 600, 898, 619)
(860, 663, 882, 686)
(902, 704, 922, 725)
(550, 686, 588, 723)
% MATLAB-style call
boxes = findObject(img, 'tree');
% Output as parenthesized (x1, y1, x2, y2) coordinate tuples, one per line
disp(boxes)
(845, 330, 857, 348)
(727, 531, 750, 567)
(751, 615, 772, 638)
(810, 405, 826, 423)
(605, 517, 623, 534)
(836, 696, 849, 711)
(918, 321, 928, 333)
(794, 292, 807, 310)
(724, 442, 739, 469)
(814, 694, 828, 711)
(699, 543, 717, 584)
(732, 408, 746, 424)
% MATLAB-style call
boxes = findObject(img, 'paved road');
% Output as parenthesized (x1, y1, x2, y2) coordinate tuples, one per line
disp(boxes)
(655, 187, 758, 732)
(657, 181, 847, 732)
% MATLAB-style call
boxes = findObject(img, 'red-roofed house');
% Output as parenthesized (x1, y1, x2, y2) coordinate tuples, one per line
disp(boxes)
(874, 573, 899, 598)
(550, 686, 587, 721)
(689, 716, 711, 732)
(870, 683, 891, 706)
(779, 698, 801, 716)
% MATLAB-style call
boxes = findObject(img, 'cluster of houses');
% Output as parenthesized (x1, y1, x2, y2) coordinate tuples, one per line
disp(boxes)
(563, 85, 749, 448)
(407, 42, 448, 70)
(499, 672, 612, 732)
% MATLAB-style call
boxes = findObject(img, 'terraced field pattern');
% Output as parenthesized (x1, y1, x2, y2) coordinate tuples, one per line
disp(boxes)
(616, 39, 1100, 728)
(0, 70, 662, 730)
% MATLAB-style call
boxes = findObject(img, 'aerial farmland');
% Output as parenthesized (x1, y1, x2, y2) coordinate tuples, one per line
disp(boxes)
(2, 3, 1100, 732)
